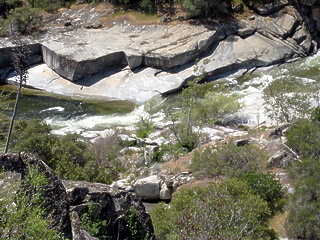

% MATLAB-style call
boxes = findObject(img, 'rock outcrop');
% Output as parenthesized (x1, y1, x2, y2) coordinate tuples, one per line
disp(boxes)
(1, 1, 320, 102)
(0, 153, 155, 239)
(132, 173, 194, 201)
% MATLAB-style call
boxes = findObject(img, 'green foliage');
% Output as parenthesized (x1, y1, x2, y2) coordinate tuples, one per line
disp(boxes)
(200, 91, 243, 124)
(286, 158, 320, 239)
(165, 80, 242, 152)
(136, 98, 161, 139)
(139, 0, 156, 13)
(286, 119, 320, 158)
(8, 120, 120, 184)
(0, 167, 61, 239)
(80, 203, 107, 239)
(179, 0, 232, 18)
(151, 179, 277, 240)
(126, 206, 152, 240)
(165, 80, 203, 151)
(241, 172, 285, 215)
(111, 0, 156, 13)
(0, 0, 23, 19)
(28, 0, 69, 13)
(3, 7, 42, 34)
(190, 142, 266, 179)
(262, 78, 312, 123)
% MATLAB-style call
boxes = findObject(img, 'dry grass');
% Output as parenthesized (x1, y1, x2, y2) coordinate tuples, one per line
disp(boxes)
(269, 211, 289, 238)
(99, 11, 162, 27)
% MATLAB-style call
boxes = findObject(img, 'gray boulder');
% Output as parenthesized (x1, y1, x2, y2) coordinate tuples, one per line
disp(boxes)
(133, 175, 165, 201)
(0, 153, 155, 240)
(63, 180, 155, 240)
(268, 151, 296, 168)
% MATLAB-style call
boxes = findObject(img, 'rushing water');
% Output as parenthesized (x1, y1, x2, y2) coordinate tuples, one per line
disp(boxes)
(1, 51, 320, 135)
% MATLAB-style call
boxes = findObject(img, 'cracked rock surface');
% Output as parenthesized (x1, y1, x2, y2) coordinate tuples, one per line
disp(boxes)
(1, 2, 320, 102)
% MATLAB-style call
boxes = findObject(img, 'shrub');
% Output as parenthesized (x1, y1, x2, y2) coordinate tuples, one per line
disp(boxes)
(151, 179, 277, 240)
(28, 0, 66, 13)
(285, 158, 320, 239)
(241, 172, 285, 215)
(9, 120, 120, 184)
(286, 119, 320, 159)
(165, 80, 203, 151)
(80, 203, 107, 239)
(179, 0, 232, 18)
(200, 91, 243, 124)
(0, 167, 61, 239)
(190, 142, 266, 179)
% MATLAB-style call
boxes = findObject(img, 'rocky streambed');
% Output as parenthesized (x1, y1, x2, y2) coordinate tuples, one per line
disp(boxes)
(1, 0, 320, 103)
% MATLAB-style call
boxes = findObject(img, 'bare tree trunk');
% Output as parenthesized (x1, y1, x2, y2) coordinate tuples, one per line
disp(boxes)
(3, 29, 29, 154)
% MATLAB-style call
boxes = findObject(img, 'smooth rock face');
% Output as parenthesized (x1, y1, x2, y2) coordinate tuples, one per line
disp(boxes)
(2, 3, 320, 102)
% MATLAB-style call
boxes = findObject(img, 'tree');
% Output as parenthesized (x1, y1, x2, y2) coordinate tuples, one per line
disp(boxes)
(4, 30, 30, 154)
(6, 7, 42, 34)
(165, 80, 203, 151)
(151, 179, 277, 240)
(262, 77, 312, 124)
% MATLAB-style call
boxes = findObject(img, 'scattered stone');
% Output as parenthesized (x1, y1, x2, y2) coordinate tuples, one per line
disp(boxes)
(232, 3, 244, 13)
(268, 123, 291, 140)
(268, 151, 295, 168)
(64, 21, 72, 27)
(235, 139, 250, 147)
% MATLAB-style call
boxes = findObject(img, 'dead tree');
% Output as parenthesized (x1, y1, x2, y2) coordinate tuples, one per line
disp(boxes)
(4, 28, 30, 154)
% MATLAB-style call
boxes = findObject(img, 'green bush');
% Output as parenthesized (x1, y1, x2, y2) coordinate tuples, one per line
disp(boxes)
(285, 158, 320, 239)
(0, 0, 23, 19)
(8, 120, 120, 184)
(286, 119, 320, 159)
(190, 142, 266, 179)
(241, 172, 285, 215)
(151, 179, 277, 240)
(179, 0, 232, 18)
(0, 167, 61, 239)
(28, 0, 67, 13)
(200, 91, 243, 124)
(80, 203, 107, 239)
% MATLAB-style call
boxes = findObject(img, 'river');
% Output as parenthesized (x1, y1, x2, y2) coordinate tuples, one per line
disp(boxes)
(1, 51, 319, 136)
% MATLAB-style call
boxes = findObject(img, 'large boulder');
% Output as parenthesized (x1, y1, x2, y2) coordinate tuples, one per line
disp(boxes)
(133, 173, 194, 201)
(63, 180, 155, 240)
(133, 175, 165, 201)
(0, 153, 155, 240)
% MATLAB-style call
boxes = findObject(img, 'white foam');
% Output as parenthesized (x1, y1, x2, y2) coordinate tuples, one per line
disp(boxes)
(41, 106, 65, 112)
